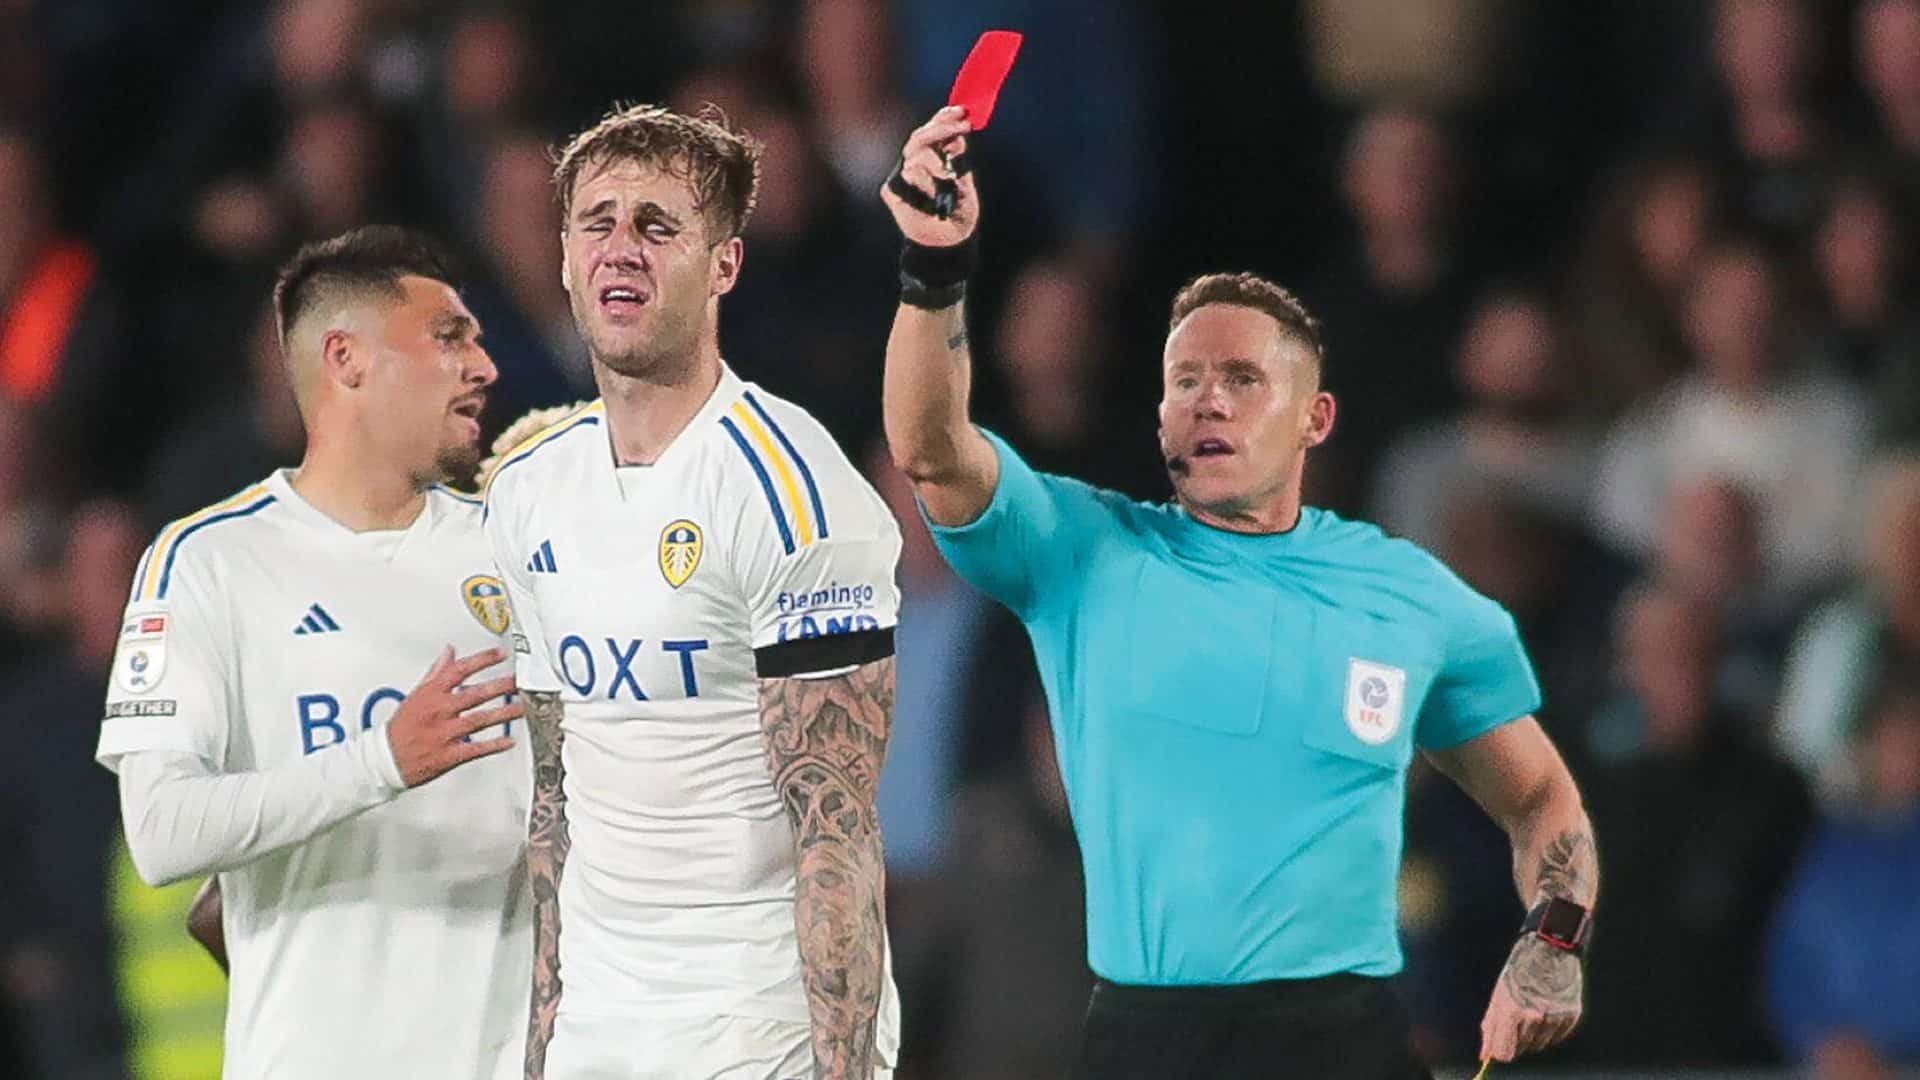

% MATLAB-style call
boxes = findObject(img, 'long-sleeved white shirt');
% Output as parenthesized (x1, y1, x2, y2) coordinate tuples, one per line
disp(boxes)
(96, 472, 530, 1080)
(115, 728, 403, 886)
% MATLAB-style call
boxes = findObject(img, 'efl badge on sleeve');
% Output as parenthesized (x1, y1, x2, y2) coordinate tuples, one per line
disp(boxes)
(659, 519, 703, 589)
(1344, 658, 1407, 746)
(462, 575, 512, 635)
(114, 603, 171, 695)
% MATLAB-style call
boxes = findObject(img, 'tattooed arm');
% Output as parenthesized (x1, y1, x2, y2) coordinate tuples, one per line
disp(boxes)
(760, 656, 895, 1080)
(1426, 716, 1598, 1063)
(521, 690, 569, 1080)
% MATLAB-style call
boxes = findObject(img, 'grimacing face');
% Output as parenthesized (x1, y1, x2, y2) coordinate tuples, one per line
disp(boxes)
(1157, 304, 1332, 521)
(561, 157, 742, 378)
(357, 275, 495, 483)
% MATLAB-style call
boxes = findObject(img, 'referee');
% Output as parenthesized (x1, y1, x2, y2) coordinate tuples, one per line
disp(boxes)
(878, 108, 1599, 1078)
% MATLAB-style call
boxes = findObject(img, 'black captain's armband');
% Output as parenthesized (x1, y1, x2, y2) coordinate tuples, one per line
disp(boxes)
(754, 627, 895, 678)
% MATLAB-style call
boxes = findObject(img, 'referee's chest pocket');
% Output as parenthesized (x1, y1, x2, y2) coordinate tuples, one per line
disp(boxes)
(1125, 558, 1276, 736)
(1299, 629, 1425, 771)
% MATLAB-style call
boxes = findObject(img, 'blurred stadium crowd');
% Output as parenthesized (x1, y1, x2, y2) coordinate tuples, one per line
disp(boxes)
(2, 0, 1919, 1077)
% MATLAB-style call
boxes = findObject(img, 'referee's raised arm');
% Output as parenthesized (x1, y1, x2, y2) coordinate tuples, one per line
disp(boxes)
(878, 106, 1001, 528)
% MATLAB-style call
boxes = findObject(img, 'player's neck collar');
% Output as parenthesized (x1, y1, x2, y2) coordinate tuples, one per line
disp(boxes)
(600, 362, 741, 473)
(1176, 499, 1310, 539)
(270, 468, 431, 543)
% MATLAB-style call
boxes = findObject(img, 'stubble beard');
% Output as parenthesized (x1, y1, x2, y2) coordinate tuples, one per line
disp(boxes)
(410, 440, 481, 490)
(435, 440, 482, 480)
(587, 305, 703, 387)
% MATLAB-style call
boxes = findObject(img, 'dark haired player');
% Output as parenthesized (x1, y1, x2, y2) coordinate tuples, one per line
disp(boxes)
(98, 226, 532, 1079)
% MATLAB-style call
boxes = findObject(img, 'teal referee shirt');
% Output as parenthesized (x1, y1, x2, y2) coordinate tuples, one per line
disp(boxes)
(928, 432, 1542, 986)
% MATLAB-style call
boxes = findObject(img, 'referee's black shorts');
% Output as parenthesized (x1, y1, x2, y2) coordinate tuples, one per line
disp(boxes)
(1072, 973, 1435, 1080)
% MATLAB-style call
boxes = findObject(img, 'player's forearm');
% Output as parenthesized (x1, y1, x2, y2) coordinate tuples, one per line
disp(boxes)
(117, 735, 405, 886)
(882, 300, 977, 483)
(793, 824, 887, 1078)
(760, 659, 896, 1079)
(522, 690, 570, 1080)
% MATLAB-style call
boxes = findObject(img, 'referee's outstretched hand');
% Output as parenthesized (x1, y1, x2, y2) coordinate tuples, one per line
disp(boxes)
(387, 645, 522, 787)
(881, 106, 978, 247)
(1479, 934, 1583, 1062)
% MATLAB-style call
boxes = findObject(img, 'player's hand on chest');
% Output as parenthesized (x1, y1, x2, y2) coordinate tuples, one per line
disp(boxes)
(255, 559, 513, 761)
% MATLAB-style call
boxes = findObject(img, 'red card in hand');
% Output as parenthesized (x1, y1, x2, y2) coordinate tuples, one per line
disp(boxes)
(947, 30, 1023, 131)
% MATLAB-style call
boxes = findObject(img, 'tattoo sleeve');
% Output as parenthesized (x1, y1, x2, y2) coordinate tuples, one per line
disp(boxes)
(522, 690, 569, 1079)
(758, 656, 895, 1080)
(1530, 827, 1598, 907)
(1501, 812, 1598, 1016)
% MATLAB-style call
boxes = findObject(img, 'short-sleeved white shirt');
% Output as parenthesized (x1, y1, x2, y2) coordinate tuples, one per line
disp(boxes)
(98, 471, 532, 1080)
(482, 367, 902, 1059)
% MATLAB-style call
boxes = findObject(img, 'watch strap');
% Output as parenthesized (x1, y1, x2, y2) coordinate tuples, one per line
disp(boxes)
(1522, 897, 1592, 956)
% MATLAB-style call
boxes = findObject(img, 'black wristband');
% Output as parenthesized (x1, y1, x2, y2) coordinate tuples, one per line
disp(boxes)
(899, 236, 977, 310)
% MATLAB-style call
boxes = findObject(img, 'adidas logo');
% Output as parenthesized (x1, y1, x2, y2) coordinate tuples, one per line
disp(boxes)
(293, 603, 341, 635)
(527, 539, 558, 574)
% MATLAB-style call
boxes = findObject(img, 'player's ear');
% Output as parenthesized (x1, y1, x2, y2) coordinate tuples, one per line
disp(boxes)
(320, 328, 365, 390)
(558, 230, 571, 296)
(1301, 391, 1336, 449)
(711, 236, 744, 298)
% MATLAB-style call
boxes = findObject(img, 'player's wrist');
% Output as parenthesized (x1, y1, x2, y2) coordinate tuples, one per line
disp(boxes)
(1520, 896, 1592, 959)
(899, 235, 976, 311)
(360, 721, 409, 793)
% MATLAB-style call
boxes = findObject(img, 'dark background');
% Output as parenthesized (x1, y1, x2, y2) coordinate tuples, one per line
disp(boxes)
(3, 1, 1919, 1077)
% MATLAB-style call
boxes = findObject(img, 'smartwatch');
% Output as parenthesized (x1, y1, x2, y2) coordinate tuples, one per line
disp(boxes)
(1521, 897, 1592, 957)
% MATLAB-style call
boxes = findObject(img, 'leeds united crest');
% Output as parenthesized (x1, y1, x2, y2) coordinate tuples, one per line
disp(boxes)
(659, 519, 703, 588)
(462, 574, 512, 635)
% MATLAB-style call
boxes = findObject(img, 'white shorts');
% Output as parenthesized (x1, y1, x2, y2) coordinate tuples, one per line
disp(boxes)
(543, 1011, 894, 1080)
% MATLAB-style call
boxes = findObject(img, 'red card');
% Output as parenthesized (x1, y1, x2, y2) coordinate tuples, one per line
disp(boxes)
(946, 30, 1023, 131)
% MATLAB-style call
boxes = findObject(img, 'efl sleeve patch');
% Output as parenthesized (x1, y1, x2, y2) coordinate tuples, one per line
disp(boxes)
(98, 584, 232, 766)
(113, 602, 172, 695)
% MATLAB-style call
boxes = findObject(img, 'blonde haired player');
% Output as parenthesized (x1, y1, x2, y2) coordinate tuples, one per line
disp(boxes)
(486, 104, 902, 1079)
(100, 227, 533, 1079)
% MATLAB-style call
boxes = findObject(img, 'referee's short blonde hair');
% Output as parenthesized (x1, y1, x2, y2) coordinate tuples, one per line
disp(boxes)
(1169, 272, 1325, 372)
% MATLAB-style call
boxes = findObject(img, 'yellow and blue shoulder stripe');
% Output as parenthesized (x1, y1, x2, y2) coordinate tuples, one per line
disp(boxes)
(480, 400, 606, 517)
(719, 390, 830, 556)
(133, 484, 278, 601)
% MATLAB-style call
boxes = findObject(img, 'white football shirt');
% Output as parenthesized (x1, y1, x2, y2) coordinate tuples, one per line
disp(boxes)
(96, 471, 533, 1080)
(483, 367, 902, 1067)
